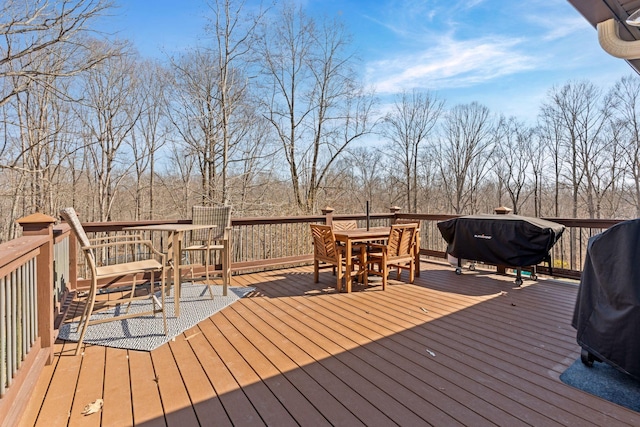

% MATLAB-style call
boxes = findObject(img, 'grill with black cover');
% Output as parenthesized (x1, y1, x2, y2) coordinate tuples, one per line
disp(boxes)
(437, 214, 565, 285)
(572, 218, 640, 379)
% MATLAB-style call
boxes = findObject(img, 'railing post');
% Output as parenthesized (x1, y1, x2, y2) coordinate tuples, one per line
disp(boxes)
(389, 206, 401, 223)
(16, 213, 56, 364)
(494, 206, 512, 215)
(67, 229, 78, 292)
(322, 207, 334, 226)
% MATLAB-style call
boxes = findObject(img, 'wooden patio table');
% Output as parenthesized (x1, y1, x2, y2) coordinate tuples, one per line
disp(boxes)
(333, 227, 390, 292)
(126, 223, 218, 316)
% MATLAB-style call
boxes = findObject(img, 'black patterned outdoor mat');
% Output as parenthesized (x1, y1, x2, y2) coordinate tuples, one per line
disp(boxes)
(560, 358, 640, 412)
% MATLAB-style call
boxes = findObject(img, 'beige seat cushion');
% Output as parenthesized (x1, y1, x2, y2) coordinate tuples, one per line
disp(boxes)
(96, 259, 163, 278)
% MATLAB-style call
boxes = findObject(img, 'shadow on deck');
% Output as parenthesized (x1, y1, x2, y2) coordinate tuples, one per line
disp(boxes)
(19, 261, 640, 426)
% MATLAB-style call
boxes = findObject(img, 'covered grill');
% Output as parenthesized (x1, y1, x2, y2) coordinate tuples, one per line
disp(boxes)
(437, 214, 565, 285)
(572, 219, 640, 379)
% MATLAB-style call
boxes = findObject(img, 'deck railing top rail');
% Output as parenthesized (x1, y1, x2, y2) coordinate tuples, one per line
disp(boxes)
(0, 208, 631, 426)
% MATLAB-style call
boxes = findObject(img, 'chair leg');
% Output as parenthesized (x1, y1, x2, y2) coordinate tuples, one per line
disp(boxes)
(314, 260, 320, 283)
(160, 271, 167, 335)
(184, 252, 195, 281)
(223, 244, 230, 296)
(150, 271, 157, 312)
(359, 251, 368, 285)
(124, 276, 138, 314)
(75, 292, 92, 336)
(75, 280, 98, 356)
(381, 255, 388, 291)
(205, 249, 214, 299)
(165, 261, 173, 298)
(409, 260, 415, 284)
(336, 263, 343, 292)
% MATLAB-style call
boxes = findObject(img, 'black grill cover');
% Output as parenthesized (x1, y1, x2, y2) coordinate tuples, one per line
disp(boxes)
(437, 214, 565, 267)
(572, 219, 640, 379)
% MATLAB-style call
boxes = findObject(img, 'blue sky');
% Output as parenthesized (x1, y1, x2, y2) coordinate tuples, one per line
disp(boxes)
(108, 0, 635, 124)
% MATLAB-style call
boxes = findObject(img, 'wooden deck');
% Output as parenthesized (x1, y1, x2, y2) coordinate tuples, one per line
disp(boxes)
(18, 261, 640, 426)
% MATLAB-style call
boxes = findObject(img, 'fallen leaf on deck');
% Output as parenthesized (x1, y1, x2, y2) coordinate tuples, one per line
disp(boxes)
(184, 332, 201, 341)
(81, 399, 103, 416)
(426, 349, 436, 357)
(420, 307, 429, 313)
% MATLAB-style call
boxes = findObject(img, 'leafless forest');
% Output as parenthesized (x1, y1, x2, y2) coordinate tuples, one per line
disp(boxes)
(2, 0, 640, 242)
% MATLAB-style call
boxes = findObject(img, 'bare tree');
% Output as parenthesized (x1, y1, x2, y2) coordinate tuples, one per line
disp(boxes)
(527, 129, 548, 217)
(75, 42, 140, 221)
(0, 0, 114, 108)
(536, 107, 564, 217)
(381, 90, 444, 213)
(581, 123, 623, 219)
(159, 144, 197, 219)
(202, 0, 265, 205)
(230, 109, 278, 214)
(436, 102, 494, 214)
(129, 59, 170, 219)
(168, 49, 222, 204)
(417, 145, 445, 214)
(493, 116, 533, 214)
(1, 37, 84, 238)
(340, 146, 384, 212)
(257, 3, 377, 213)
(610, 74, 640, 217)
(540, 81, 611, 218)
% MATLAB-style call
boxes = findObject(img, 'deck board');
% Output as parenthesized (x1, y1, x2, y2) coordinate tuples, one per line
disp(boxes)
(185, 326, 258, 426)
(68, 345, 105, 427)
(235, 298, 393, 427)
(167, 328, 229, 425)
(224, 302, 368, 427)
(270, 273, 529, 426)
(128, 350, 165, 426)
(19, 261, 640, 426)
(33, 338, 82, 426)
(197, 318, 299, 426)
(153, 344, 201, 426)
(213, 311, 333, 426)
(102, 347, 134, 427)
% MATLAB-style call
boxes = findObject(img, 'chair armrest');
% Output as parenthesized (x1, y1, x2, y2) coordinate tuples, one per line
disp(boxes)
(83, 238, 165, 258)
(203, 226, 232, 245)
(88, 234, 146, 245)
(368, 243, 387, 251)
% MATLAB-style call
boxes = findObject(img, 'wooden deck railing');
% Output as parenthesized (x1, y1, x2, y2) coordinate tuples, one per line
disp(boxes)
(0, 213, 60, 426)
(0, 208, 628, 426)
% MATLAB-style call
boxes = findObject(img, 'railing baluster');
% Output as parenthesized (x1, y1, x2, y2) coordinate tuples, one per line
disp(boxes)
(19, 264, 25, 366)
(8, 271, 14, 384)
(1, 276, 6, 397)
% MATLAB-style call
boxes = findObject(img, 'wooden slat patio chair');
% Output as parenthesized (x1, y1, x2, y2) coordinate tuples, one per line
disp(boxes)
(331, 219, 366, 274)
(332, 219, 359, 231)
(59, 207, 167, 356)
(394, 218, 422, 276)
(181, 205, 232, 298)
(310, 224, 366, 291)
(367, 223, 418, 290)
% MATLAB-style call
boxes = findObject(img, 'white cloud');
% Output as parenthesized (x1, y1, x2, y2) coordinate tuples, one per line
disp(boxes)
(366, 35, 538, 94)
(526, 14, 591, 42)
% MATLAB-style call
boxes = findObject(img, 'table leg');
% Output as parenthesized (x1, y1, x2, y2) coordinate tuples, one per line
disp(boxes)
(172, 231, 182, 316)
(415, 232, 421, 277)
(222, 237, 229, 296)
